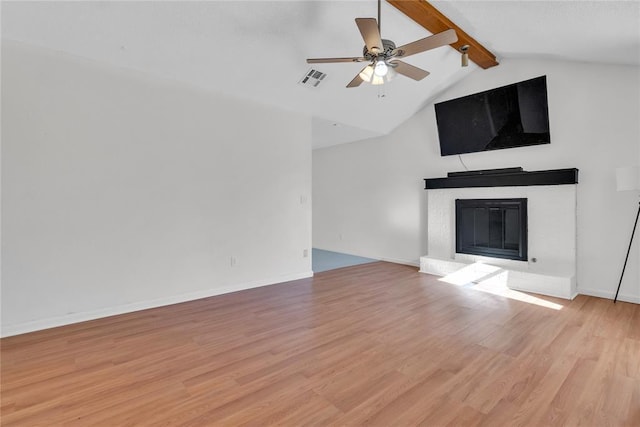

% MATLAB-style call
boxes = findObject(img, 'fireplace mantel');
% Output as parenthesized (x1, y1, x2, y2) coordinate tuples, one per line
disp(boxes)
(424, 168, 579, 190)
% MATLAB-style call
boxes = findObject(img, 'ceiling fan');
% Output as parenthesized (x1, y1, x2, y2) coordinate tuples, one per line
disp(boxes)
(307, 0, 458, 88)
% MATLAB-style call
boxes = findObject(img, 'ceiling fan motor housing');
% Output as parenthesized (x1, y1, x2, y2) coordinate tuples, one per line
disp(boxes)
(363, 39, 397, 61)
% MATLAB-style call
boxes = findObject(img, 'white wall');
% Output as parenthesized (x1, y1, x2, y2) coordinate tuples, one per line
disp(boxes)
(313, 58, 639, 303)
(1, 42, 312, 336)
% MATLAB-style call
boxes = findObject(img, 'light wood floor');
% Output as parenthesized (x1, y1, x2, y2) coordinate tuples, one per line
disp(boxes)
(1, 262, 639, 426)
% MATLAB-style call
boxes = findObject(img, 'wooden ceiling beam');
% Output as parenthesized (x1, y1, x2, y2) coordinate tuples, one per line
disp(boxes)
(387, 0, 499, 69)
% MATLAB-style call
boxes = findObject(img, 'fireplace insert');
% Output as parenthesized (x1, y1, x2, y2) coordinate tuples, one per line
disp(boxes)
(455, 198, 528, 261)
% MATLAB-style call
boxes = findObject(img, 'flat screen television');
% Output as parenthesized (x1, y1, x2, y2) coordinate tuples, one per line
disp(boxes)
(435, 76, 550, 156)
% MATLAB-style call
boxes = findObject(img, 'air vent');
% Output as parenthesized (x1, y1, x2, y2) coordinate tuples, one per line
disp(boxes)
(299, 69, 327, 88)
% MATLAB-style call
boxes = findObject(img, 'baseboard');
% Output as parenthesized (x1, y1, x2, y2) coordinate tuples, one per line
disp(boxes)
(1, 271, 314, 338)
(577, 287, 640, 304)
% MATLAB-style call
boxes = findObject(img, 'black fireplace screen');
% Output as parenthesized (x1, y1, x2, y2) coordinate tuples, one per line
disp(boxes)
(455, 198, 528, 261)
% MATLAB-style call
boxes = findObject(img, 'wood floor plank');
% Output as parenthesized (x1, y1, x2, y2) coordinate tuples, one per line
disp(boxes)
(362, 368, 456, 425)
(539, 357, 598, 426)
(1, 261, 638, 426)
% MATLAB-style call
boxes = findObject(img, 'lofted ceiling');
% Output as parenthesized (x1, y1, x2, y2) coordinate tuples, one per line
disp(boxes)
(2, 1, 639, 149)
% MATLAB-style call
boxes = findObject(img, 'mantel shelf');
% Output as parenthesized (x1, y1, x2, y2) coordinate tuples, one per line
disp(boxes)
(424, 168, 579, 190)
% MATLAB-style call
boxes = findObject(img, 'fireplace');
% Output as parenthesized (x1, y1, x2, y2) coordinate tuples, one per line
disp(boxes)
(422, 168, 578, 299)
(455, 198, 528, 261)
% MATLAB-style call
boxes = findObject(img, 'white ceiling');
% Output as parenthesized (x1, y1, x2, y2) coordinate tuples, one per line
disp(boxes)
(2, 1, 639, 149)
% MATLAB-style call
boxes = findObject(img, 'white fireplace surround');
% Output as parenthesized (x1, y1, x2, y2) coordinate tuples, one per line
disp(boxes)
(420, 184, 578, 299)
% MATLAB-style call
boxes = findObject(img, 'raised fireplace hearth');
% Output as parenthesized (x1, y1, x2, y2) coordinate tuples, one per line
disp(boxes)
(456, 198, 527, 261)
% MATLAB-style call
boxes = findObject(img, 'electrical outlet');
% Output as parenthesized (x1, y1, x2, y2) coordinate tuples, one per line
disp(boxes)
(303, 249, 309, 258)
(230, 256, 237, 267)
(338, 233, 343, 241)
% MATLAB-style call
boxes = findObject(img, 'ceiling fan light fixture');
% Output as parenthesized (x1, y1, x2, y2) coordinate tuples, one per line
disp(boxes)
(371, 75, 385, 85)
(374, 60, 389, 77)
(360, 62, 396, 85)
(359, 65, 375, 82)
(386, 65, 397, 81)
(372, 68, 396, 85)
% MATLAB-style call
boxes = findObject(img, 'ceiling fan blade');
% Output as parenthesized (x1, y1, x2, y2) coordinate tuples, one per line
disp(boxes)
(390, 60, 430, 81)
(306, 57, 366, 64)
(393, 29, 458, 58)
(355, 18, 384, 54)
(346, 65, 369, 88)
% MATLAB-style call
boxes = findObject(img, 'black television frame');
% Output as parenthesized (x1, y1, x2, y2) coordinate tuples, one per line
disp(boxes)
(435, 76, 550, 156)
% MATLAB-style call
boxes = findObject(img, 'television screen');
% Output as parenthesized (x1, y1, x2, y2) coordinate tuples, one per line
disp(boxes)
(435, 76, 550, 156)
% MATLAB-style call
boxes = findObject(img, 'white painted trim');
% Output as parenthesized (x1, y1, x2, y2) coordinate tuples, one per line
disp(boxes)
(1, 271, 314, 338)
(577, 287, 640, 304)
